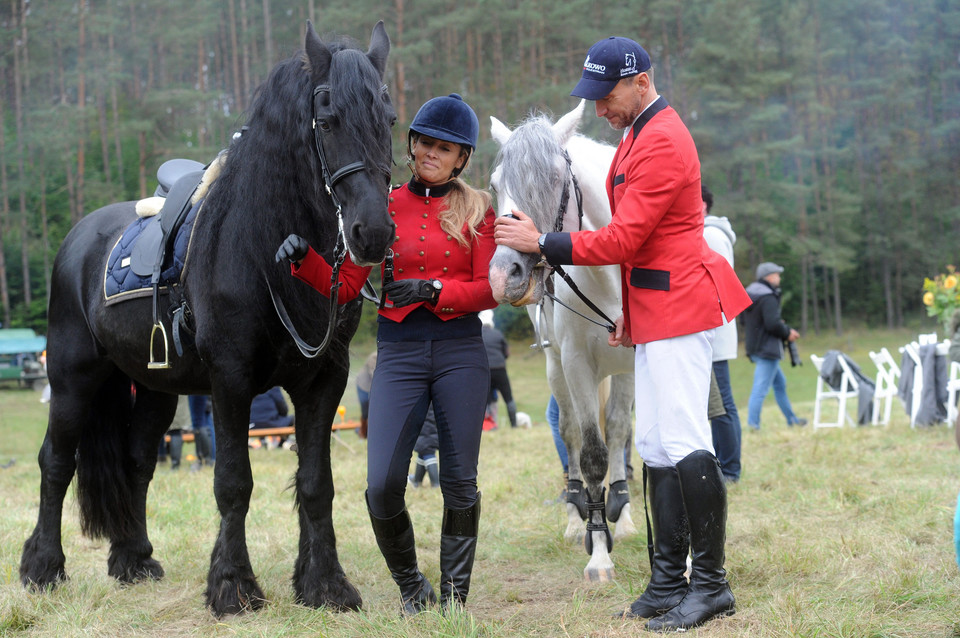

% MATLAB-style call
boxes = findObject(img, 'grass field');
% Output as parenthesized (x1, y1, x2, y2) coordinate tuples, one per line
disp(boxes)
(2, 327, 960, 637)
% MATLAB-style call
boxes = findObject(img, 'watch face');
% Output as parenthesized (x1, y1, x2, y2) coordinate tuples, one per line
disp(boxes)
(432, 280, 442, 290)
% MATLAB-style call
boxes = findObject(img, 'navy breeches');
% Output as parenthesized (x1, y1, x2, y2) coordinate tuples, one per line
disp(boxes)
(366, 336, 489, 518)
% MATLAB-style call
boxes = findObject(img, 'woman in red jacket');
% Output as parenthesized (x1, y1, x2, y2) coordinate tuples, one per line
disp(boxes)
(276, 93, 496, 614)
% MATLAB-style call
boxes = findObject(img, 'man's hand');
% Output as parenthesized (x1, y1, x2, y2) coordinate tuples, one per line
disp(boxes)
(608, 315, 633, 348)
(494, 209, 541, 253)
(275, 234, 309, 265)
(787, 328, 800, 342)
(383, 279, 439, 307)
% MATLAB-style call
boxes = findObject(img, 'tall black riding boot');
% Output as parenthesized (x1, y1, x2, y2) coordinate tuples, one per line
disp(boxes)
(647, 450, 735, 632)
(194, 427, 213, 464)
(618, 464, 689, 619)
(168, 430, 183, 470)
(366, 495, 436, 615)
(439, 493, 481, 611)
(506, 400, 518, 428)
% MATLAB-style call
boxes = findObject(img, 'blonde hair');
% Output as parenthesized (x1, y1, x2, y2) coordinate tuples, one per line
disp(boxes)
(440, 177, 492, 247)
(408, 134, 491, 247)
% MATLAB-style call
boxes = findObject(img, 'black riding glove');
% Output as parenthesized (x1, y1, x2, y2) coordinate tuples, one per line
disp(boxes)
(275, 234, 309, 264)
(382, 279, 440, 307)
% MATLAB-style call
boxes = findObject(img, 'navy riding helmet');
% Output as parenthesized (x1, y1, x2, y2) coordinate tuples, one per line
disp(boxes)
(408, 93, 479, 176)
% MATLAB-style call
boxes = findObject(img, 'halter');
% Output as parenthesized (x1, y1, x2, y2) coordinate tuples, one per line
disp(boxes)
(269, 82, 390, 359)
(531, 150, 617, 334)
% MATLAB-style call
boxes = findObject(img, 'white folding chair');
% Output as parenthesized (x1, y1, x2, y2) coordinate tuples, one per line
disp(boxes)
(868, 347, 901, 426)
(810, 353, 859, 428)
(946, 360, 960, 427)
(898, 342, 923, 428)
(918, 332, 939, 346)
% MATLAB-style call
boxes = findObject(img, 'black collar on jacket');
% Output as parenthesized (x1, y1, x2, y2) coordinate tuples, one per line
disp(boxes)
(407, 177, 454, 198)
(629, 96, 669, 140)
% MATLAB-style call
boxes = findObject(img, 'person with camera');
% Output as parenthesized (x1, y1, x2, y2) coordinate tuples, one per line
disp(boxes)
(743, 262, 807, 430)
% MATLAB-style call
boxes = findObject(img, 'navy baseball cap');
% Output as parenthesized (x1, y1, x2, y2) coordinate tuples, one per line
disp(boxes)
(571, 37, 651, 100)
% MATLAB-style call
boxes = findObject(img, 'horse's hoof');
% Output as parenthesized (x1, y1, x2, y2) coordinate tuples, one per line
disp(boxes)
(583, 565, 616, 582)
(294, 565, 363, 611)
(109, 556, 165, 584)
(20, 537, 67, 591)
(206, 575, 267, 617)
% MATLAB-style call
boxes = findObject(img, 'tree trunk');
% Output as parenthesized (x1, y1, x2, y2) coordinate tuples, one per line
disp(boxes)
(76, 0, 87, 222)
(0, 78, 11, 326)
(13, 0, 31, 308)
(394, 0, 408, 124)
(228, 0, 243, 112)
(261, 0, 273, 73)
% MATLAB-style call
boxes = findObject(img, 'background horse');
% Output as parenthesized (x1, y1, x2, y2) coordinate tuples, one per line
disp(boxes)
(488, 102, 636, 582)
(19, 22, 395, 617)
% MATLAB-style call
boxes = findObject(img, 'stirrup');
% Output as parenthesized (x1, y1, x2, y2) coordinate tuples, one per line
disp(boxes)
(148, 322, 171, 369)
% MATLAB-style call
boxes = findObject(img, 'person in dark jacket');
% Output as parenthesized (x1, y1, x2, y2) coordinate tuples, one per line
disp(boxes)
(480, 310, 517, 428)
(250, 386, 294, 448)
(743, 262, 806, 430)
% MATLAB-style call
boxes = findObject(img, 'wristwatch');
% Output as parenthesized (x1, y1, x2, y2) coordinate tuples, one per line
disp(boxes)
(538, 233, 547, 255)
(430, 279, 443, 300)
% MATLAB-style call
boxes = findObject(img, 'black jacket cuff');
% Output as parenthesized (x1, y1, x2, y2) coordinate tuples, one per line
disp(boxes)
(543, 232, 573, 265)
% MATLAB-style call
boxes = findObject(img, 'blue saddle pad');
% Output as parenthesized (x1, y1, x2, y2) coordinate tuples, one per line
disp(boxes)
(103, 200, 201, 302)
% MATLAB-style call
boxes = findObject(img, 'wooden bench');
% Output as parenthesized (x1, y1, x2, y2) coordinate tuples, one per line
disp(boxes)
(166, 419, 360, 443)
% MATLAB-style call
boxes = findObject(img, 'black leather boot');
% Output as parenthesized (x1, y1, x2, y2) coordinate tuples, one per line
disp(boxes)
(618, 465, 689, 619)
(439, 493, 481, 611)
(506, 400, 518, 428)
(646, 450, 735, 632)
(367, 495, 436, 615)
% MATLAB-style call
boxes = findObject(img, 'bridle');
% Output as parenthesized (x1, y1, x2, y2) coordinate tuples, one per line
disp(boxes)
(269, 81, 391, 359)
(519, 150, 617, 334)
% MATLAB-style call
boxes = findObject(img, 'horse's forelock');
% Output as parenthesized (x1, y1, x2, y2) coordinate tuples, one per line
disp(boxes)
(328, 48, 392, 173)
(497, 116, 565, 232)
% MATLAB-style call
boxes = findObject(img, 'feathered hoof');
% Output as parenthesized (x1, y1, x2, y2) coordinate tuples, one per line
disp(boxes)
(109, 556, 165, 584)
(294, 574, 363, 612)
(206, 573, 267, 617)
(20, 536, 67, 591)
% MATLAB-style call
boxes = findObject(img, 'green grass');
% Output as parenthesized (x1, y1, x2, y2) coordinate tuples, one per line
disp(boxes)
(2, 328, 960, 637)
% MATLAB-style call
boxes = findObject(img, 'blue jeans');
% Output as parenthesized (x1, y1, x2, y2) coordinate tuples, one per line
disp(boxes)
(188, 395, 216, 461)
(747, 355, 800, 429)
(711, 360, 742, 480)
(546, 395, 569, 474)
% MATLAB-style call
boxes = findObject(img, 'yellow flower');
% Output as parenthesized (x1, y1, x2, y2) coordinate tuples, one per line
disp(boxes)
(945, 275, 958, 289)
(923, 291, 935, 306)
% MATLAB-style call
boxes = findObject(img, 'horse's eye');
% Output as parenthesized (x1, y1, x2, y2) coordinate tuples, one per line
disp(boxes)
(390, 117, 397, 128)
(317, 119, 331, 132)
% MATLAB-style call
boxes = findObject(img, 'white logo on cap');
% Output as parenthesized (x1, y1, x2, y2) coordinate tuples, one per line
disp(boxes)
(583, 55, 606, 75)
(621, 52, 637, 76)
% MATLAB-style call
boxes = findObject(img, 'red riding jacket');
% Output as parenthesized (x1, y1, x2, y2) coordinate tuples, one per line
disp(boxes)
(549, 98, 750, 344)
(291, 181, 498, 321)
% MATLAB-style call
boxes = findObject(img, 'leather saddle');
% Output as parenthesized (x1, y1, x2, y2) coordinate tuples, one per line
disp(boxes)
(129, 159, 205, 278)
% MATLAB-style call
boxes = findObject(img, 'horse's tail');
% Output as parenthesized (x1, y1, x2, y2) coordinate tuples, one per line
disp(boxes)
(76, 369, 138, 540)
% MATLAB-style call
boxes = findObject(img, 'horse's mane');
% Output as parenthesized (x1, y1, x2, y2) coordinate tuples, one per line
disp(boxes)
(495, 115, 566, 232)
(203, 37, 391, 250)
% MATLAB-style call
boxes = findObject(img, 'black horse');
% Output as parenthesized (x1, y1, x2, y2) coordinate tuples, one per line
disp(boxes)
(19, 22, 395, 616)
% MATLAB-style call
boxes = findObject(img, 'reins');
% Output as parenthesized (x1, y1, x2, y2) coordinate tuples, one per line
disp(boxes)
(269, 82, 388, 359)
(516, 149, 616, 334)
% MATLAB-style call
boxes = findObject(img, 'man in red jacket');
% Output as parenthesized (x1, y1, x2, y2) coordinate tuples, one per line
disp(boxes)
(495, 36, 750, 632)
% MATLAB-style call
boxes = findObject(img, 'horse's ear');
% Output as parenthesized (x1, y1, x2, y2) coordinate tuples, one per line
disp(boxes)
(553, 99, 586, 146)
(490, 116, 512, 146)
(305, 20, 332, 84)
(366, 21, 390, 79)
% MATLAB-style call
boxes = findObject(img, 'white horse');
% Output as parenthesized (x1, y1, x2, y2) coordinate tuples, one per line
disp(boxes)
(488, 101, 637, 582)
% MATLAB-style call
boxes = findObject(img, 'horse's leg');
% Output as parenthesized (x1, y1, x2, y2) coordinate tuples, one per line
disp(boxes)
(288, 383, 362, 611)
(550, 368, 586, 544)
(20, 346, 112, 590)
(578, 390, 615, 583)
(568, 363, 615, 582)
(604, 373, 638, 540)
(106, 386, 176, 583)
(204, 383, 264, 616)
